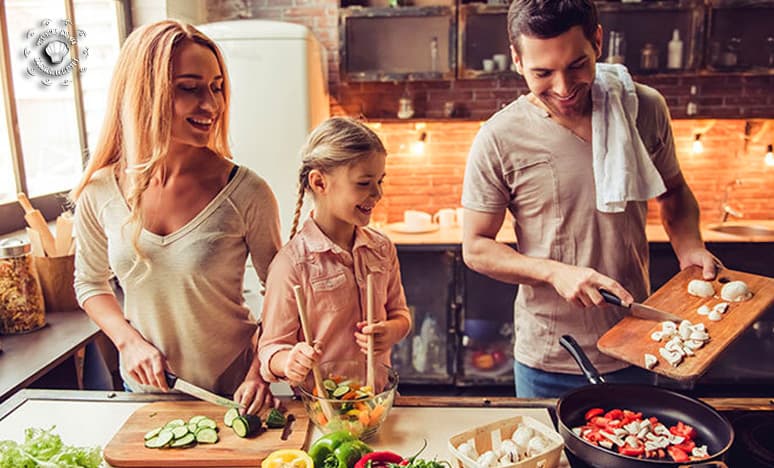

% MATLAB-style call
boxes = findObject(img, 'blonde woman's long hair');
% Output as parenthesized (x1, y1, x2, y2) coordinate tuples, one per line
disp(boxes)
(289, 117, 386, 239)
(70, 19, 231, 264)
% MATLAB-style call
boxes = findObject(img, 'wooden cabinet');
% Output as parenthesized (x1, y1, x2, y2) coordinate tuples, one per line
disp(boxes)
(339, 0, 773, 82)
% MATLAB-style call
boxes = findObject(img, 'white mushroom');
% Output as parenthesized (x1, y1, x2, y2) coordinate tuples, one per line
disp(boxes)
(476, 450, 498, 468)
(690, 330, 710, 341)
(650, 331, 663, 342)
(692, 445, 709, 458)
(682, 346, 695, 356)
(457, 441, 478, 461)
(708, 310, 723, 322)
(684, 339, 704, 350)
(512, 425, 534, 448)
(661, 321, 677, 335)
(688, 279, 715, 298)
(678, 320, 693, 340)
(712, 302, 730, 314)
(644, 353, 658, 369)
(697, 305, 711, 316)
(659, 348, 683, 367)
(721, 280, 752, 302)
(526, 435, 548, 456)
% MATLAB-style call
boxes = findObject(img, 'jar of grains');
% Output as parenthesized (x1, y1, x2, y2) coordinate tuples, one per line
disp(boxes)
(0, 238, 45, 334)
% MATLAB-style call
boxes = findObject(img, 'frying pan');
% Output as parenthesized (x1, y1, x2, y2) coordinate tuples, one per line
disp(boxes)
(556, 335, 734, 468)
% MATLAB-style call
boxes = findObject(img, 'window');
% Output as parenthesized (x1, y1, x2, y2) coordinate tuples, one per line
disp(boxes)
(0, 0, 125, 234)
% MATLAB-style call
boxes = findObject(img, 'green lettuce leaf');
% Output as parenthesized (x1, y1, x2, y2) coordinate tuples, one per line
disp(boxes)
(0, 426, 102, 468)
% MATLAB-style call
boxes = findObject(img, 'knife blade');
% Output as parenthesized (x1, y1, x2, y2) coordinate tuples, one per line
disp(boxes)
(600, 289, 682, 322)
(165, 372, 243, 409)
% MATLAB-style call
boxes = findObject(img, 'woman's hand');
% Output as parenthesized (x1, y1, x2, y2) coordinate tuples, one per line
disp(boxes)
(548, 263, 634, 309)
(234, 374, 279, 415)
(355, 320, 404, 355)
(120, 337, 169, 391)
(283, 342, 322, 385)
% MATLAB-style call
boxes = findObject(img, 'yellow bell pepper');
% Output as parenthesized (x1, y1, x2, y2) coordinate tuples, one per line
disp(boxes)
(261, 449, 314, 468)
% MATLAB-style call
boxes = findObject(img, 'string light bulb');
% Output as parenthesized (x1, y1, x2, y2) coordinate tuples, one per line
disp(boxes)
(691, 133, 703, 154)
(765, 144, 774, 167)
(410, 130, 427, 156)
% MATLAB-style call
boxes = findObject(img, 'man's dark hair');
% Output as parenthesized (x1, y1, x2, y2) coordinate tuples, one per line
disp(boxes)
(507, 0, 599, 53)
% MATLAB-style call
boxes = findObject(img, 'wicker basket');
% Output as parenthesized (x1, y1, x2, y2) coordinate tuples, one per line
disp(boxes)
(448, 416, 564, 468)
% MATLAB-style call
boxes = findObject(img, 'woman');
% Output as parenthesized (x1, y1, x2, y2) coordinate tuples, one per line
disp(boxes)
(71, 20, 281, 414)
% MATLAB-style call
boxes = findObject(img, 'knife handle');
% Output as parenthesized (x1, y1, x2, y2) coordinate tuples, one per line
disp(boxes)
(599, 289, 624, 307)
(164, 371, 177, 388)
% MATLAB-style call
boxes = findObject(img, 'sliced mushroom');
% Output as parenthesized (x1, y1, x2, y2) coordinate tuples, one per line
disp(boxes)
(696, 305, 711, 316)
(644, 353, 658, 370)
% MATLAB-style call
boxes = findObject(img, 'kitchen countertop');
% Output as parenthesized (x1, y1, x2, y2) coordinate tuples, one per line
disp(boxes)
(381, 220, 774, 245)
(0, 390, 771, 467)
(0, 310, 101, 402)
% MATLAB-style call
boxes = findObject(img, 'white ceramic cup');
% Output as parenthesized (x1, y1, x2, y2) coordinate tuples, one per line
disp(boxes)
(482, 59, 495, 72)
(404, 210, 432, 229)
(456, 207, 464, 227)
(433, 208, 456, 228)
(492, 54, 508, 71)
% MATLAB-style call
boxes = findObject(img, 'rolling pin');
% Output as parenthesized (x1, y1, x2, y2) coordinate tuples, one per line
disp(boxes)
(17, 192, 57, 257)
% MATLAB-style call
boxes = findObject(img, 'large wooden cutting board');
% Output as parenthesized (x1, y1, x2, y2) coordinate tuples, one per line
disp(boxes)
(598, 266, 774, 381)
(104, 399, 309, 467)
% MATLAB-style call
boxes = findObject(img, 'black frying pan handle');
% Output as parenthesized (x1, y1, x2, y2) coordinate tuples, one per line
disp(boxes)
(677, 462, 728, 468)
(599, 289, 624, 307)
(559, 335, 606, 385)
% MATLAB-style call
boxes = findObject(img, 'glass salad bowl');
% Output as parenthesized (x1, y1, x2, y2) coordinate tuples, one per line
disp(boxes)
(298, 360, 398, 440)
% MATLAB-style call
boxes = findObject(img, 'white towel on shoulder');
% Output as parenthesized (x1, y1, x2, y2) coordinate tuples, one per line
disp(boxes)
(591, 63, 666, 213)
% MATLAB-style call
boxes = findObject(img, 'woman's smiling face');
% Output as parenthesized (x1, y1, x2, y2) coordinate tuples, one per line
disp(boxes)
(170, 40, 225, 149)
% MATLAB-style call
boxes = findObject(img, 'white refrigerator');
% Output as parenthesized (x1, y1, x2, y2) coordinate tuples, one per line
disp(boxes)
(197, 20, 329, 315)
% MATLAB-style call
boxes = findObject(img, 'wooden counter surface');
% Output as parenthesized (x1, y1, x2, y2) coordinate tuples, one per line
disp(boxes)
(0, 310, 101, 402)
(382, 220, 774, 245)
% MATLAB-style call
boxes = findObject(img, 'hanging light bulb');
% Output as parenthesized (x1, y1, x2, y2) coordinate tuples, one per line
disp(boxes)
(765, 144, 774, 167)
(691, 133, 703, 154)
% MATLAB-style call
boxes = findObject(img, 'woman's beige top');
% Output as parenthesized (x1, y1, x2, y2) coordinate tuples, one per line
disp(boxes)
(74, 166, 281, 394)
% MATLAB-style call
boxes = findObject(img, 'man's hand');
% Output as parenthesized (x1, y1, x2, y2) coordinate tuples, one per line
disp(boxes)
(678, 247, 723, 280)
(549, 263, 634, 308)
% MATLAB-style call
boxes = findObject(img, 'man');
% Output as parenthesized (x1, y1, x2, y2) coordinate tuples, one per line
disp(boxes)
(461, 0, 719, 398)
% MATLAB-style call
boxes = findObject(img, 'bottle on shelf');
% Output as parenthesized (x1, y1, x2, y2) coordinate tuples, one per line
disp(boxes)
(667, 29, 684, 70)
(605, 30, 625, 65)
(686, 85, 698, 117)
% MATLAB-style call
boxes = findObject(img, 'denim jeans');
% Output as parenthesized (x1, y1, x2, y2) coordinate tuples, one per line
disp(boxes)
(514, 361, 654, 398)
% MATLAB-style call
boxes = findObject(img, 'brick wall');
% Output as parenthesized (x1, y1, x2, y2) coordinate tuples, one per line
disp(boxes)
(206, 1, 774, 224)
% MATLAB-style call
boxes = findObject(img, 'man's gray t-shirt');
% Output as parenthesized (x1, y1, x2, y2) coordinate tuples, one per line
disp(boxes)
(462, 84, 681, 374)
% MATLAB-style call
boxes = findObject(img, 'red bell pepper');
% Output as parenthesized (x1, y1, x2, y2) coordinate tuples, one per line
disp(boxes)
(584, 408, 604, 421)
(667, 446, 690, 463)
(354, 451, 404, 468)
(670, 421, 697, 440)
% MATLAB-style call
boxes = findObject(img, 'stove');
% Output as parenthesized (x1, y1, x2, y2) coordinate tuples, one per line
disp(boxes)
(564, 410, 774, 467)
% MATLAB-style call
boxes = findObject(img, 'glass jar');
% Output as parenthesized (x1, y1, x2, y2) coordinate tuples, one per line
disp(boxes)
(0, 239, 46, 334)
(640, 43, 659, 72)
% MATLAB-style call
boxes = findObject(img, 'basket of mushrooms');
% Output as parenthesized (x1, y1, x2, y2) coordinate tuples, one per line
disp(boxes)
(448, 416, 564, 468)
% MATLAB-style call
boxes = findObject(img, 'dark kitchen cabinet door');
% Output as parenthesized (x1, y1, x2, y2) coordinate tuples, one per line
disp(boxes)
(391, 248, 457, 383)
(457, 262, 517, 385)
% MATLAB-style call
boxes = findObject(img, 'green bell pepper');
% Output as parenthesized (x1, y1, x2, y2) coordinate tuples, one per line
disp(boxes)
(309, 431, 372, 468)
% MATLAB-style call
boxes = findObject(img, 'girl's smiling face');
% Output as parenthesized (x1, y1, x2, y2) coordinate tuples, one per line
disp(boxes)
(314, 151, 386, 228)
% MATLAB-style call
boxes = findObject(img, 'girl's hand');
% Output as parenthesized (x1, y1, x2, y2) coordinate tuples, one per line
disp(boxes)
(355, 320, 402, 355)
(283, 342, 322, 385)
(234, 373, 279, 415)
(120, 337, 169, 391)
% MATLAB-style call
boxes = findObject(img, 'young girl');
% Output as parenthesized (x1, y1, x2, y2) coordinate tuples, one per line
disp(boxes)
(258, 117, 411, 387)
(72, 20, 281, 414)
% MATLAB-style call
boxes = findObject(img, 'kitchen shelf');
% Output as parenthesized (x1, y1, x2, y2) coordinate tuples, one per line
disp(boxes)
(340, 6, 457, 82)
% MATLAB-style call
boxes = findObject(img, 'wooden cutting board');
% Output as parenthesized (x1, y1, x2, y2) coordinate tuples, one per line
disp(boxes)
(104, 399, 309, 467)
(598, 266, 774, 382)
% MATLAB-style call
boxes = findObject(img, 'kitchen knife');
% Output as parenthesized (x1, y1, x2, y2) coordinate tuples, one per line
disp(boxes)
(165, 372, 243, 409)
(600, 289, 682, 322)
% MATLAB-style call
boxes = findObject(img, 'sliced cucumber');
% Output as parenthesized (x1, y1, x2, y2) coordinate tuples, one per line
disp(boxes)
(332, 385, 349, 398)
(188, 415, 207, 425)
(164, 419, 186, 428)
(223, 407, 239, 428)
(187, 423, 198, 433)
(323, 379, 337, 391)
(195, 427, 219, 444)
(197, 418, 217, 430)
(170, 433, 196, 448)
(144, 427, 162, 441)
(171, 426, 189, 439)
(232, 417, 249, 437)
(145, 431, 174, 449)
